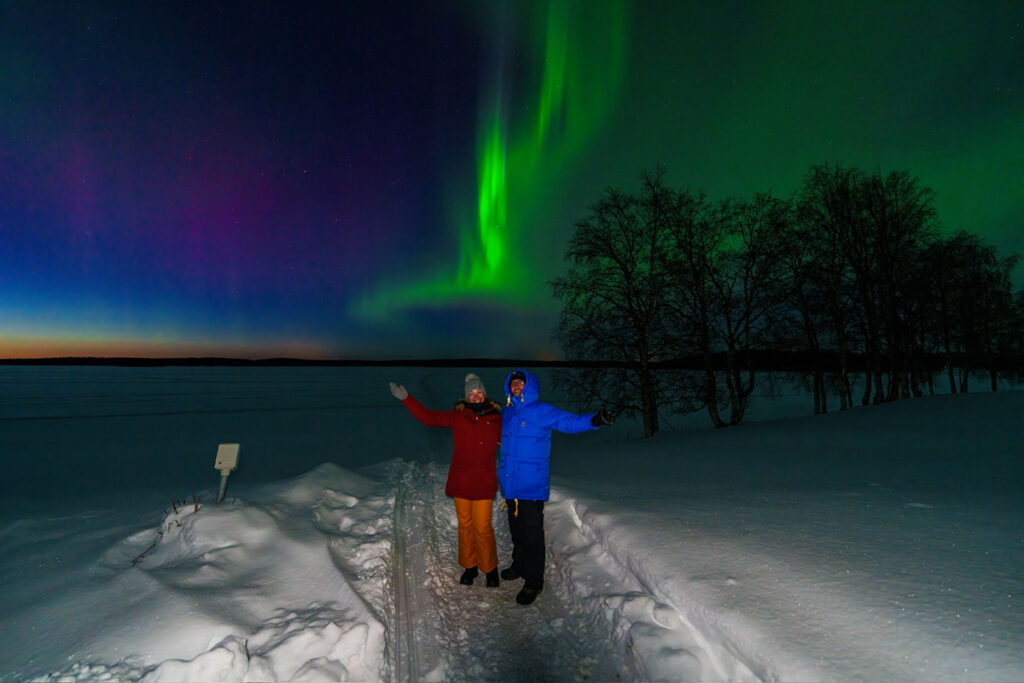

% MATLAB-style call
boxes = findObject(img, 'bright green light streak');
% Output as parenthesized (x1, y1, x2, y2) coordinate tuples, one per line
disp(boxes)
(466, 115, 508, 285)
(356, 0, 628, 320)
(532, 1, 569, 163)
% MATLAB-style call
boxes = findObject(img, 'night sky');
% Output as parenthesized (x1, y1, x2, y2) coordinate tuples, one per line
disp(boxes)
(2, 1, 1021, 360)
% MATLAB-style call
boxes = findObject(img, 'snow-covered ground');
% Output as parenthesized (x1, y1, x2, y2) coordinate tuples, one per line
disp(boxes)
(0, 366, 1021, 681)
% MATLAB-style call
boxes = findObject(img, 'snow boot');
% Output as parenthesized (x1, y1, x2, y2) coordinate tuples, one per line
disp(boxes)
(459, 567, 478, 585)
(500, 565, 520, 581)
(515, 586, 542, 605)
(485, 569, 499, 587)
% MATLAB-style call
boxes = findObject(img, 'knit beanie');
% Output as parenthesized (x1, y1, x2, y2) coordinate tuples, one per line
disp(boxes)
(464, 373, 486, 398)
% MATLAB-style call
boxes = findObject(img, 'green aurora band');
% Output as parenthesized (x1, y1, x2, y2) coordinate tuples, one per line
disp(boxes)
(355, 0, 627, 320)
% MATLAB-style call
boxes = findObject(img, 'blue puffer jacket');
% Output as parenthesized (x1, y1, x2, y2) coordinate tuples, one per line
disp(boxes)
(498, 369, 596, 501)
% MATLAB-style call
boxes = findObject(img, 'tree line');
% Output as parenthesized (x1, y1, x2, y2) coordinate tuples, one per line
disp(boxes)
(551, 164, 1022, 437)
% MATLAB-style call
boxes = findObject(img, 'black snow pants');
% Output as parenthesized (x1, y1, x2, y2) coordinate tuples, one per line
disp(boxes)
(506, 499, 545, 590)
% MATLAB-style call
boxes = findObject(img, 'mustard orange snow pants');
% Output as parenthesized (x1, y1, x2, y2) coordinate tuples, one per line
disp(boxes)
(453, 497, 498, 573)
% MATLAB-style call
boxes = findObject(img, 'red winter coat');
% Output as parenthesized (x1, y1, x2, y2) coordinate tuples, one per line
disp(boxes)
(400, 394, 501, 500)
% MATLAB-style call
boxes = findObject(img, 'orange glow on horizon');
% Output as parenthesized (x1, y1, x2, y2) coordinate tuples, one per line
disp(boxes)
(0, 336, 335, 360)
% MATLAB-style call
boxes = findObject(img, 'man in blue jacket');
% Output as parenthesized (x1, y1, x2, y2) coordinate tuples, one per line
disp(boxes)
(498, 369, 615, 605)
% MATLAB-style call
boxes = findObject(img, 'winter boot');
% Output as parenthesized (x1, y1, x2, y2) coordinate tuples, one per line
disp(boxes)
(500, 565, 520, 581)
(485, 569, 499, 587)
(515, 586, 543, 605)
(459, 567, 478, 585)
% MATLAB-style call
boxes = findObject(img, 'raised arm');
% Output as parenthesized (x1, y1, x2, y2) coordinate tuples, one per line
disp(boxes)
(389, 383, 454, 428)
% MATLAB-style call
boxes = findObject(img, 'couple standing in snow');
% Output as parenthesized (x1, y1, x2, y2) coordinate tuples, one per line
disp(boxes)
(389, 369, 615, 605)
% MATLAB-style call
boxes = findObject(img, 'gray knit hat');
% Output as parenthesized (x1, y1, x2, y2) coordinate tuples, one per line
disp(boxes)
(464, 373, 486, 398)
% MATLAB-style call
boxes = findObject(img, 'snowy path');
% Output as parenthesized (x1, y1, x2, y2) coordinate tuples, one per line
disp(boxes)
(380, 461, 631, 681)
(355, 460, 761, 682)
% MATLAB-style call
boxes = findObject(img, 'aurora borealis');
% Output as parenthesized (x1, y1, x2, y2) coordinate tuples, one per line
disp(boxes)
(2, 1, 1021, 360)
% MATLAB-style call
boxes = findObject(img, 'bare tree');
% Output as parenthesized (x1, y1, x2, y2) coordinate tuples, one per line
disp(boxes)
(662, 189, 733, 427)
(551, 168, 689, 437)
(707, 193, 792, 424)
(795, 164, 861, 409)
(859, 169, 938, 400)
(796, 165, 939, 405)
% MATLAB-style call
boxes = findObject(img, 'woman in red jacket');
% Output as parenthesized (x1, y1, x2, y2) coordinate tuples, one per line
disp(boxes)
(389, 373, 502, 587)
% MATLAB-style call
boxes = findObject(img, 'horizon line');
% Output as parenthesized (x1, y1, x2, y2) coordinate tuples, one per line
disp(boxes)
(0, 356, 574, 367)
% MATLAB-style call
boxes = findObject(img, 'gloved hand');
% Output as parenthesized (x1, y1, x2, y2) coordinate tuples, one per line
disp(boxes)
(389, 382, 408, 400)
(590, 407, 616, 427)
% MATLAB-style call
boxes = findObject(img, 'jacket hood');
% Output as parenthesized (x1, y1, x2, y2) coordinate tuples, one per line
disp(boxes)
(505, 369, 539, 405)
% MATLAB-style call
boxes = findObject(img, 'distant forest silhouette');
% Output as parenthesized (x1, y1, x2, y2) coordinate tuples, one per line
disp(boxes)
(551, 164, 1023, 436)
(4, 163, 1020, 439)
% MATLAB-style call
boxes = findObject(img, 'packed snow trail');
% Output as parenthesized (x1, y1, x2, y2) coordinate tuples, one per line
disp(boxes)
(377, 460, 631, 681)
(366, 460, 757, 682)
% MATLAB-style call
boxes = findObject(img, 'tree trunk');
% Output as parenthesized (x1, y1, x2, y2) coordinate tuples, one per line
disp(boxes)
(639, 365, 660, 437)
(733, 366, 754, 425)
(813, 369, 826, 414)
(873, 366, 885, 404)
(885, 349, 901, 402)
(728, 363, 752, 426)
(725, 351, 742, 426)
(703, 359, 726, 428)
(838, 348, 851, 410)
(946, 351, 956, 394)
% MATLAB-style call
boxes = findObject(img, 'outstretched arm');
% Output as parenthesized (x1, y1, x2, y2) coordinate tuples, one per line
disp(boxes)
(389, 383, 454, 428)
(540, 403, 598, 434)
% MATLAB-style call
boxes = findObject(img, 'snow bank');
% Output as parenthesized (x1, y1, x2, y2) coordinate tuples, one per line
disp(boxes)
(28, 464, 391, 682)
